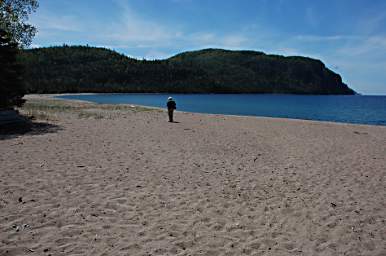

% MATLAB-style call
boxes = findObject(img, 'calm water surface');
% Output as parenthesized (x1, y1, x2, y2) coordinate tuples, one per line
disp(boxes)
(58, 94, 386, 126)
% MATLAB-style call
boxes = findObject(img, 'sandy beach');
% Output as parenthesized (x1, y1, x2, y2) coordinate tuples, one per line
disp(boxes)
(1, 95, 385, 256)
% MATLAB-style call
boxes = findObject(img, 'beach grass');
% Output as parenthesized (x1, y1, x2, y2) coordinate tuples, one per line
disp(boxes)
(18, 98, 159, 121)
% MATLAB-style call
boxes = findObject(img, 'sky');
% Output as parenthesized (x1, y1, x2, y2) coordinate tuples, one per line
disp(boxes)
(28, 0, 386, 95)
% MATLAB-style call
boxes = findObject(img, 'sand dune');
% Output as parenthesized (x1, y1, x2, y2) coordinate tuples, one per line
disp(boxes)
(1, 96, 385, 255)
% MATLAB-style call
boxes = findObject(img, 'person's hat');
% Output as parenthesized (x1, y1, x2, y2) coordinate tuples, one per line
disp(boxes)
(168, 97, 173, 101)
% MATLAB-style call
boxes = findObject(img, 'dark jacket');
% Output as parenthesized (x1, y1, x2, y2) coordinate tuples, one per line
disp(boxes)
(167, 100, 176, 110)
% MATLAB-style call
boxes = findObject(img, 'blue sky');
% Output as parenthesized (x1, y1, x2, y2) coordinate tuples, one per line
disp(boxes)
(29, 0, 386, 95)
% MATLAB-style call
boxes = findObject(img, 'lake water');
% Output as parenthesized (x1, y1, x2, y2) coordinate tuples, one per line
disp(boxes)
(58, 94, 386, 126)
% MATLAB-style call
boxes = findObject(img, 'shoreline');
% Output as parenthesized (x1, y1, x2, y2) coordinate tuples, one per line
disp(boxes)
(25, 93, 386, 128)
(1, 94, 385, 255)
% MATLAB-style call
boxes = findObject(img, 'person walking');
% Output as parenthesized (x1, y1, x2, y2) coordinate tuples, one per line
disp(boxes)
(166, 97, 176, 122)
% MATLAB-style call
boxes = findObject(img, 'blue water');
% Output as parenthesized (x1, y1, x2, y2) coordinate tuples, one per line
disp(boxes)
(58, 94, 386, 126)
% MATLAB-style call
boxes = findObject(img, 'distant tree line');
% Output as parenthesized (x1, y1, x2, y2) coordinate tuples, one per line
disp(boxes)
(19, 46, 355, 95)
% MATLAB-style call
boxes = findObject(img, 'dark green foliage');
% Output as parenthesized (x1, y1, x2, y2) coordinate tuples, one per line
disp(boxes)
(0, 0, 38, 109)
(0, 0, 39, 47)
(20, 46, 355, 95)
(0, 29, 25, 109)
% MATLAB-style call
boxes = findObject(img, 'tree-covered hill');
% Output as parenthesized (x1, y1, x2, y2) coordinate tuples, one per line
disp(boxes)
(19, 46, 355, 94)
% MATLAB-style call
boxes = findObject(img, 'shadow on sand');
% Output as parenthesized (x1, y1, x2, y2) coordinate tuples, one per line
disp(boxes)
(0, 121, 62, 140)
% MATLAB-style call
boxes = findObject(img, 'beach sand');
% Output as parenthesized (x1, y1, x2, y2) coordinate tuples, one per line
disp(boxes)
(1, 95, 385, 256)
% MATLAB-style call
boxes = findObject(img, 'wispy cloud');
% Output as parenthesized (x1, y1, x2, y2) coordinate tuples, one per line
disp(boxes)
(222, 35, 249, 48)
(103, 1, 252, 51)
(294, 35, 359, 42)
(187, 32, 249, 49)
(272, 47, 305, 56)
(143, 50, 172, 60)
(32, 0, 253, 56)
(189, 32, 217, 45)
(305, 7, 319, 28)
(28, 0, 386, 94)
(30, 12, 83, 33)
(358, 8, 386, 35)
(102, 0, 183, 47)
(337, 35, 386, 56)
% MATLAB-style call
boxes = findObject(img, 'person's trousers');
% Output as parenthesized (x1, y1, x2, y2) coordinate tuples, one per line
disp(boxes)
(168, 109, 174, 122)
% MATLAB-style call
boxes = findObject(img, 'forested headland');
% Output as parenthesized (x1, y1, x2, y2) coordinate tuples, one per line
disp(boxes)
(19, 46, 355, 95)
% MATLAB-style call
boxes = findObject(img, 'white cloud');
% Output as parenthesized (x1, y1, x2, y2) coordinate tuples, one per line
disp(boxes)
(189, 32, 217, 45)
(272, 47, 303, 56)
(143, 50, 172, 60)
(294, 35, 359, 42)
(222, 35, 248, 48)
(187, 32, 250, 49)
(30, 0, 254, 56)
(102, 0, 183, 47)
(90, 1, 253, 51)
